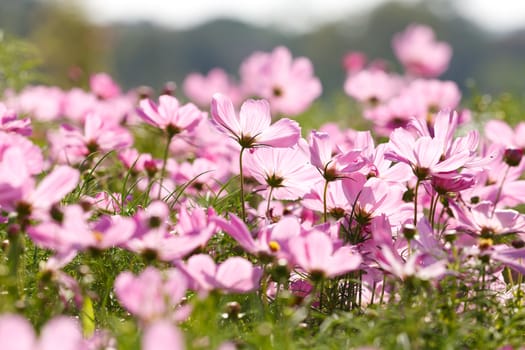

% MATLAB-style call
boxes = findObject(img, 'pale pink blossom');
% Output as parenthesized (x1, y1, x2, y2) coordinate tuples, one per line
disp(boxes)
(392, 24, 452, 77)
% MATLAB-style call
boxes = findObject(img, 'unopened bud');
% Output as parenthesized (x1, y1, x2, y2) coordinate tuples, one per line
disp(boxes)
(504, 148, 523, 167)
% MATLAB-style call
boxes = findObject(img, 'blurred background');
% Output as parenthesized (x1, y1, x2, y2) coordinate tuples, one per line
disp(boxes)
(0, 0, 524, 97)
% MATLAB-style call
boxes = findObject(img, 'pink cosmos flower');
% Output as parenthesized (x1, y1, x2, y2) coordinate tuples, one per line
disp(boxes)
(392, 24, 452, 78)
(0, 165, 80, 219)
(342, 51, 367, 74)
(176, 254, 263, 294)
(376, 244, 447, 281)
(344, 70, 401, 105)
(288, 231, 362, 279)
(89, 72, 122, 100)
(0, 102, 31, 136)
(485, 119, 525, 151)
(137, 95, 205, 136)
(210, 93, 300, 149)
(142, 319, 185, 350)
(213, 214, 301, 258)
(452, 201, 525, 242)
(9, 85, 65, 121)
(114, 267, 188, 322)
(0, 314, 86, 350)
(403, 79, 461, 116)
(309, 130, 366, 181)
(386, 111, 475, 180)
(243, 142, 320, 200)
(50, 112, 133, 163)
(183, 68, 243, 108)
(239, 46, 322, 115)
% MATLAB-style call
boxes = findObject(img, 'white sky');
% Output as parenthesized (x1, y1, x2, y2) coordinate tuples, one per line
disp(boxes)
(77, 0, 525, 33)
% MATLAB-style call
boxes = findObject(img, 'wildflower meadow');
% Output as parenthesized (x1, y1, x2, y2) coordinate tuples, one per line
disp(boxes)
(1, 23, 525, 349)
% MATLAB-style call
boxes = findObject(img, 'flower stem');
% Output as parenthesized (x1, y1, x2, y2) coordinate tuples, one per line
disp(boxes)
(266, 186, 275, 220)
(157, 133, 173, 199)
(323, 179, 329, 223)
(413, 179, 421, 225)
(239, 147, 247, 222)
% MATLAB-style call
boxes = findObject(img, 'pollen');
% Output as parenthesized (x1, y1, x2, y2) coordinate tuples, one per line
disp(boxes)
(92, 231, 104, 243)
(269, 240, 281, 252)
(478, 237, 493, 250)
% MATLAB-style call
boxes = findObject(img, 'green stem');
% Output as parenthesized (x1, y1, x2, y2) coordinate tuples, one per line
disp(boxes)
(266, 186, 275, 220)
(413, 179, 421, 225)
(239, 147, 247, 222)
(322, 179, 329, 223)
(493, 165, 510, 213)
(157, 133, 173, 199)
(7, 231, 23, 299)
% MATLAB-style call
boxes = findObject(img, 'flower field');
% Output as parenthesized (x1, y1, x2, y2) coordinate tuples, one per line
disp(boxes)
(1, 24, 525, 349)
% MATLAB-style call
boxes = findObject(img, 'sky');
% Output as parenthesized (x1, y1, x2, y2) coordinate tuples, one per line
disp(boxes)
(76, 0, 525, 33)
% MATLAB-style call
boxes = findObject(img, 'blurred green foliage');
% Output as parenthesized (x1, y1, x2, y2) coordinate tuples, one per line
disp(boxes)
(0, 31, 42, 93)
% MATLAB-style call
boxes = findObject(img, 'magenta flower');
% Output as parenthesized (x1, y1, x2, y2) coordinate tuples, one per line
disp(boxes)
(137, 95, 205, 136)
(288, 231, 362, 279)
(210, 93, 300, 149)
(392, 24, 452, 77)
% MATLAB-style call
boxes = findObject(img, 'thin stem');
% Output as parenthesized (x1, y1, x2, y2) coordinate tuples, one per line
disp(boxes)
(493, 165, 510, 213)
(157, 133, 173, 199)
(239, 147, 247, 222)
(322, 179, 329, 223)
(266, 186, 275, 220)
(413, 179, 421, 225)
(430, 194, 440, 230)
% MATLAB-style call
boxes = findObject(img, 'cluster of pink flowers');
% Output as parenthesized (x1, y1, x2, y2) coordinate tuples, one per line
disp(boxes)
(1, 24, 525, 349)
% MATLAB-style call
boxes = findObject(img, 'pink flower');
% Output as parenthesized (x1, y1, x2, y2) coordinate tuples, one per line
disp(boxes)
(342, 51, 367, 74)
(288, 231, 362, 279)
(240, 46, 322, 115)
(243, 143, 320, 200)
(210, 93, 300, 149)
(176, 255, 262, 294)
(137, 95, 205, 136)
(392, 24, 452, 77)
(0, 102, 32, 136)
(485, 119, 525, 151)
(309, 130, 365, 181)
(114, 267, 188, 322)
(0, 314, 86, 350)
(89, 72, 121, 100)
(142, 320, 185, 350)
(183, 68, 243, 108)
(344, 70, 401, 105)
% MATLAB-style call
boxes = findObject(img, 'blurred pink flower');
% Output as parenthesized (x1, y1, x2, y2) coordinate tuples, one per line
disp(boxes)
(288, 231, 362, 279)
(392, 24, 452, 77)
(114, 267, 188, 322)
(142, 319, 185, 350)
(240, 46, 322, 115)
(89, 72, 122, 100)
(183, 68, 243, 108)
